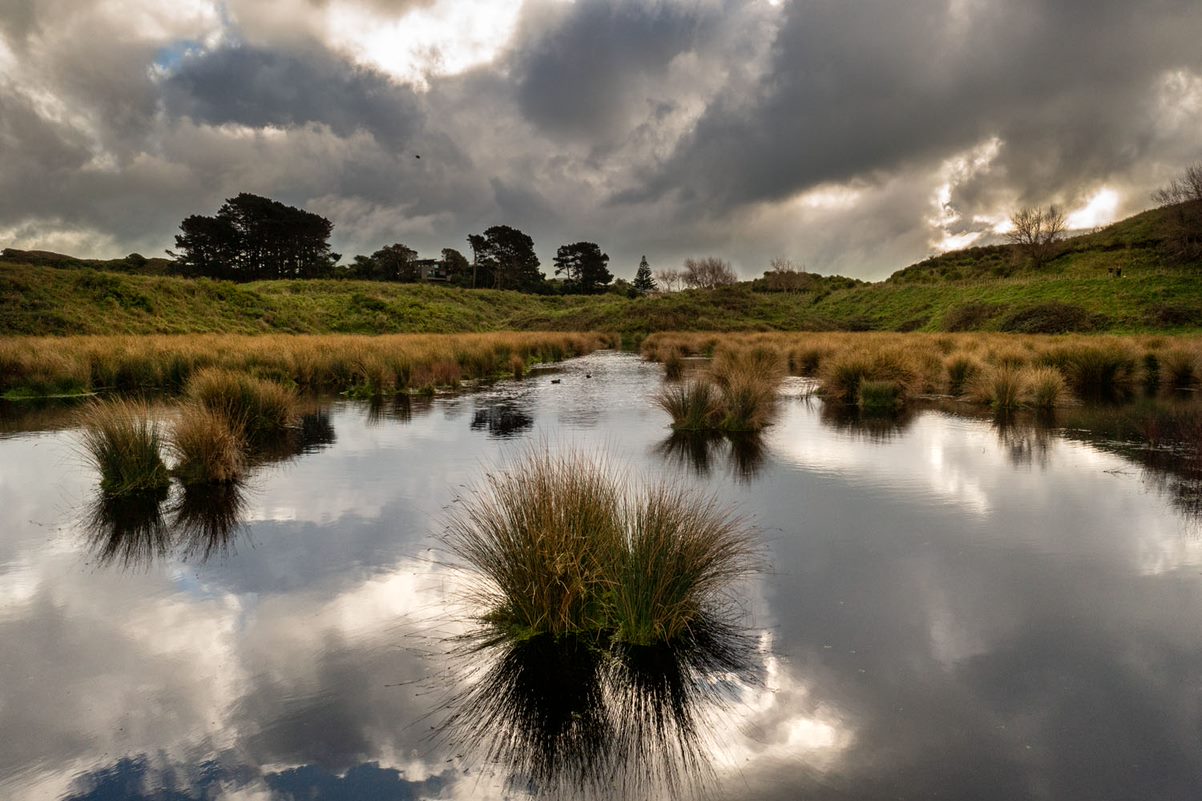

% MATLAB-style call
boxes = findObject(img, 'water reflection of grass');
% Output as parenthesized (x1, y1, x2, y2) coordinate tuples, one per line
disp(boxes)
(446, 615, 759, 798)
(818, 402, 917, 443)
(656, 430, 767, 482)
(79, 405, 336, 567)
(83, 480, 251, 568)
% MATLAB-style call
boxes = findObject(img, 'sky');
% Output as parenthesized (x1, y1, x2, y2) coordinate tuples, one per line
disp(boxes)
(1, 0, 1200, 281)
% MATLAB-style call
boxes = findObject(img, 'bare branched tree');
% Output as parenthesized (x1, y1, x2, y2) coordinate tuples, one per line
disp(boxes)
(1153, 163, 1202, 206)
(761, 257, 811, 292)
(1152, 164, 1202, 262)
(681, 256, 737, 289)
(654, 268, 683, 292)
(1005, 205, 1066, 268)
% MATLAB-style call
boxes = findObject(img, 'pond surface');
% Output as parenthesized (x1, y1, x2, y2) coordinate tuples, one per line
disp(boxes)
(2, 350, 1202, 800)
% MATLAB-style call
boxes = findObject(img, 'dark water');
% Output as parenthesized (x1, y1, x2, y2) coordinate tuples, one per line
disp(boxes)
(2, 351, 1202, 800)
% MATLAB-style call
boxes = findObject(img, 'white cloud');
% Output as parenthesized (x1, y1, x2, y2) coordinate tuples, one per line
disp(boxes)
(1066, 187, 1121, 230)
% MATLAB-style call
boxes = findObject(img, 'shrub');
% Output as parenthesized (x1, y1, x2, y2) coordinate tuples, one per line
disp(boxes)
(999, 302, 1101, 334)
(79, 399, 171, 495)
(942, 302, 1000, 332)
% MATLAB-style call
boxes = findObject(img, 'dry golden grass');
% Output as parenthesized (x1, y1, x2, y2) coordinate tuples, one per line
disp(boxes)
(656, 345, 785, 432)
(78, 398, 171, 495)
(0, 332, 614, 398)
(642, 331, 1202, 409)
(186, 367, 297, 436)
(168, 403, 245, 485)
(968, 366, 1028, 411)
(445, 449, 756, 646)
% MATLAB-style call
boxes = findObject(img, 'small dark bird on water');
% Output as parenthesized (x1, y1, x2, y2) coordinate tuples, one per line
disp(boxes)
(585, 374, 592, 378)
(414, 154, 421, 159)
(551, 379, 561, 384)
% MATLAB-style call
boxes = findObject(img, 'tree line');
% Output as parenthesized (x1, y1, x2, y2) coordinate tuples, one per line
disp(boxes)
(169, 193, 759, 295)
(171, 194, 649, 295)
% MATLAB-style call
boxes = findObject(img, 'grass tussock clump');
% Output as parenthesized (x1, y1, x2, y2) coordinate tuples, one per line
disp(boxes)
(450, 452, 623, 637)
(79, 399, 171, 495)
(657, 345, 784, 432)
(969, 366, 1028, 412)
(1162, 348, 1200, 390)
(663, 348, 685, 380)
(169, 403, 245, 485)
(945, 353, 983, 396)
(186, 367, 296, 436)
(857, 380, 906, 414)
(1040, 342, 1138, 400)
(658, 380, 721, 431)
(614, 485, 756, 645)
(446, 450, 757, 647)
(1025, 367, 1067, 410)
(819, 347, 916, 409)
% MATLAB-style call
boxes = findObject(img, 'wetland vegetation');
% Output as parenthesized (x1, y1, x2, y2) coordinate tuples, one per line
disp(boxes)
(7, 346, 1202, 800)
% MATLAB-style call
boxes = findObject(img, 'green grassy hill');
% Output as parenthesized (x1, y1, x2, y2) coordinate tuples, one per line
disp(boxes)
(2, 203, 1199, 336)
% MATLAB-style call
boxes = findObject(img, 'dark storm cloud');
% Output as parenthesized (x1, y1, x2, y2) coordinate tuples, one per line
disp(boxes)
(0, 0, 38, 43)
(164, 44, 424, 147)
(2, 0, 1202, 274)
(631, 0, 1202, 211)
(512, 0, 718, 143)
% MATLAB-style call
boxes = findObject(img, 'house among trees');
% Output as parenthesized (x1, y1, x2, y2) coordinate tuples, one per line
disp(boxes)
(413, 258, 449, 282)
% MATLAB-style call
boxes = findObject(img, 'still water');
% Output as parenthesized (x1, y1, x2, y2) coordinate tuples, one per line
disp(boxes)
(2, 351, 1201, 800)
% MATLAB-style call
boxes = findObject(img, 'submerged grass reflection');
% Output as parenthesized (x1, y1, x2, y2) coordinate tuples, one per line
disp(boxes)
(655, 430, 768, 482)
(443, 615, 760, 799)
(82, 479, 251, 568)
(83, 486, 172, 567)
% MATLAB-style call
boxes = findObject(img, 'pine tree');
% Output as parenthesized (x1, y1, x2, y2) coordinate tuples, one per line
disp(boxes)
(632, 255, 656, 293)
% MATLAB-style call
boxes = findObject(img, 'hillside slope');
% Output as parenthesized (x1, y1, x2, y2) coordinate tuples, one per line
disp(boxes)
(2, 203, 1199, 336)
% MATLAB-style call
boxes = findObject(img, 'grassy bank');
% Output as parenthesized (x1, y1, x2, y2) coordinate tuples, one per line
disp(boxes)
(3, 203, 1201, 336)
(0, 332, 612, 399)
(4, 259, 1198, 337)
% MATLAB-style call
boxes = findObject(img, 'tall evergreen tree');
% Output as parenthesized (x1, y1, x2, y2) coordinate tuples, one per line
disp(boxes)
(632, 255, 656, 293)
(441, 248, 471, 286)
(472, 225, 545, 292)
(172, 193, 339, 280)
(553, 241, 612, 294)
(349, 243, 418, 281)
